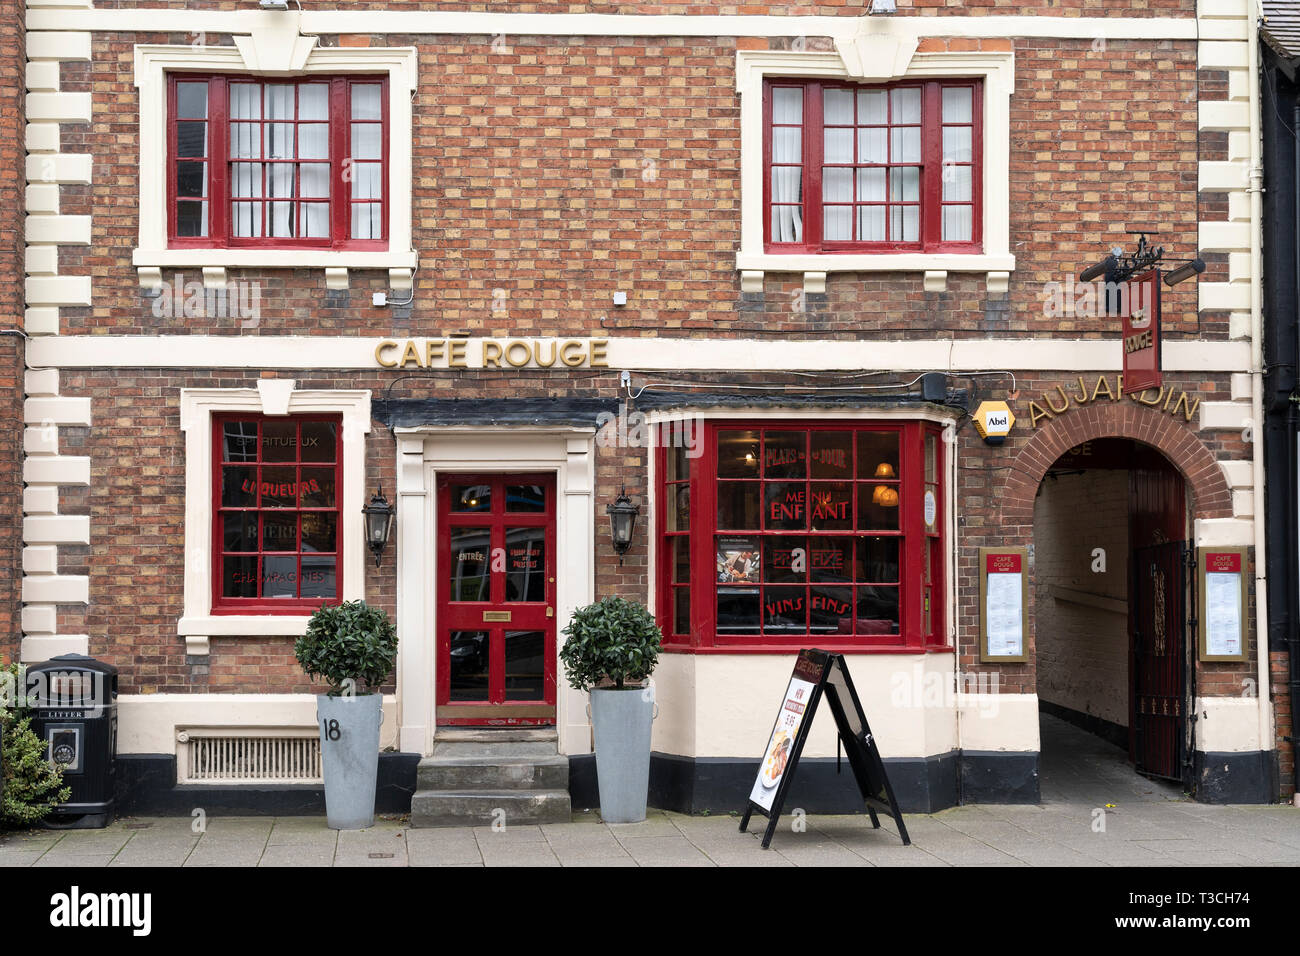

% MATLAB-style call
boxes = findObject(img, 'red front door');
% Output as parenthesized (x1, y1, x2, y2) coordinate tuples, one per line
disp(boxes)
(436, 474, 557, 725)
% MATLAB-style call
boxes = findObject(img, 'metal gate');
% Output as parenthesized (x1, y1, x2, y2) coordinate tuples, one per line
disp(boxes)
(1131, 540, 1193, 785)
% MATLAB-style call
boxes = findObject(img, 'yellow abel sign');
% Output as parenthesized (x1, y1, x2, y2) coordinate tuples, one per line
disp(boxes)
(973, 401, 1015, 443)
(374, 337, 609, 370)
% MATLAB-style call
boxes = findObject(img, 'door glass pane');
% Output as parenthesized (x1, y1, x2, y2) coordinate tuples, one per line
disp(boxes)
(449, 528, 491, 601)
(763, 536, 806, 583)
(451, 484, 491, 512)
(449, 631, 489, 701)
(504, 631, 545, 700)
(506, 484, 546, 512)
(505, 527, 545, 602)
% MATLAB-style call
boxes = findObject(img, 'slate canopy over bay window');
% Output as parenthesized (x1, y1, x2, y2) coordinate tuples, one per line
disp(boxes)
(657, 421, 948, 651)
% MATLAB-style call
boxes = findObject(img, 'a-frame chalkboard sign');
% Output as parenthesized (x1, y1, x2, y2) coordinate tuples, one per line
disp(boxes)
(739, 648, 911, 850)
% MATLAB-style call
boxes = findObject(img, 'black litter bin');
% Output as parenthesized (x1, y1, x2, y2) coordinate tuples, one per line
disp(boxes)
(26, 654, 118, 829)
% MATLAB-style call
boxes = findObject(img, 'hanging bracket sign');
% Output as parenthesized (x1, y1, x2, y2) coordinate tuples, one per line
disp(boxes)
(739, 648, 911, 850)
(1121, 268, 1162, 395)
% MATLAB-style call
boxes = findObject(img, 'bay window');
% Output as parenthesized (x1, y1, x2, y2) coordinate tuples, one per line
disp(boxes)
(657, 421, 947, 650)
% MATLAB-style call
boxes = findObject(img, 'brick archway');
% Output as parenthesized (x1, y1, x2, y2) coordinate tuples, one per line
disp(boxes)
(999, 402, 1233, 529)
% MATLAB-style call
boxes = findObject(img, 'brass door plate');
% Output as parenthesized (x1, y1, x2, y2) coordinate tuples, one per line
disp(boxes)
(482, 610, 511, 622)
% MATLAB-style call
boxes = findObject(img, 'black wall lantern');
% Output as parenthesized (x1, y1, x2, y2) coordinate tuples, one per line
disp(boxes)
(606, 486, 640, 562)
(362, 486, 396, 567)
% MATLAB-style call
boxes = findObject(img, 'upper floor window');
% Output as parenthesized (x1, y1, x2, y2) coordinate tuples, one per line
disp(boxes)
(764, 79, 981, 254)
(170, 76, 387, 249)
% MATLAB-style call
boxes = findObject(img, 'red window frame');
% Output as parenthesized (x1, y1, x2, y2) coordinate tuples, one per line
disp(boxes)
(168, 74, 389, 250)
(655, 420, 949, 653)
(212, 413, 344, 614)
(762, 78, 982, 254)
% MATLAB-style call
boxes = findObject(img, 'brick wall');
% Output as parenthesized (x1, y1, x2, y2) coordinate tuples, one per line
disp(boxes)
(56, 33, 1208, 342)
(0, 0, 24, 665)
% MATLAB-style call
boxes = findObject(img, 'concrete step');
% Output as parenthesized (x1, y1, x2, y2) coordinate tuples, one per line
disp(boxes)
(434, 728, 557, 743)
(410, 789, 572, 827)
(431, 738, 560, 758)
(417, 754, 569, 791)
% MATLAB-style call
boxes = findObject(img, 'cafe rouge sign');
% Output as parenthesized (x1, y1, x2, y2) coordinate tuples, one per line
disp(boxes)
(374, 337, 610, 369)
(1026, 375, 1201, 428)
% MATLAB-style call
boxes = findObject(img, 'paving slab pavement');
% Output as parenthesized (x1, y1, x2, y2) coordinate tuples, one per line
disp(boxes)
(2, 715, 1294, 867)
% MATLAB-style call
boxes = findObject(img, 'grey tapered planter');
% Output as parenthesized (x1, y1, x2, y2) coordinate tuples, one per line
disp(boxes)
(590, 686, 655, 824)
(317, 693, 383, 830)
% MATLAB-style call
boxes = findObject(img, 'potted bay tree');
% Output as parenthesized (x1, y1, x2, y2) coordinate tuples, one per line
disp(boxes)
(294, 600, 398, 830)
(560, 596, 662, 823)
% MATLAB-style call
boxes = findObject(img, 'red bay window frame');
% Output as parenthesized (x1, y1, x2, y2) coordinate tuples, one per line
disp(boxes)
(166, 74, 389, 250)
(762, 77, 983, 255)
(211, 413, 345, 615)
(655, 420, 948, 654)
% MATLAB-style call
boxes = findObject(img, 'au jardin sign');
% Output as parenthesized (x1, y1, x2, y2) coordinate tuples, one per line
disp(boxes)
(1026, 375, 1200, 428)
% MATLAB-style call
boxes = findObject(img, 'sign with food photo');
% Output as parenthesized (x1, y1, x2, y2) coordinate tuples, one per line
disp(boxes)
(749, 676, 815, 810)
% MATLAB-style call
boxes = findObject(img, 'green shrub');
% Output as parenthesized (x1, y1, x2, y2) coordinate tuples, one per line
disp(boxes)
(559, 596, 662, 691)
(1, 662, 72, 829)
(294, 600, 398, 695)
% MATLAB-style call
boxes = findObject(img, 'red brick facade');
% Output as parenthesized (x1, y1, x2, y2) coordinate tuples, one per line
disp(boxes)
(17, 0, 1283, 802)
